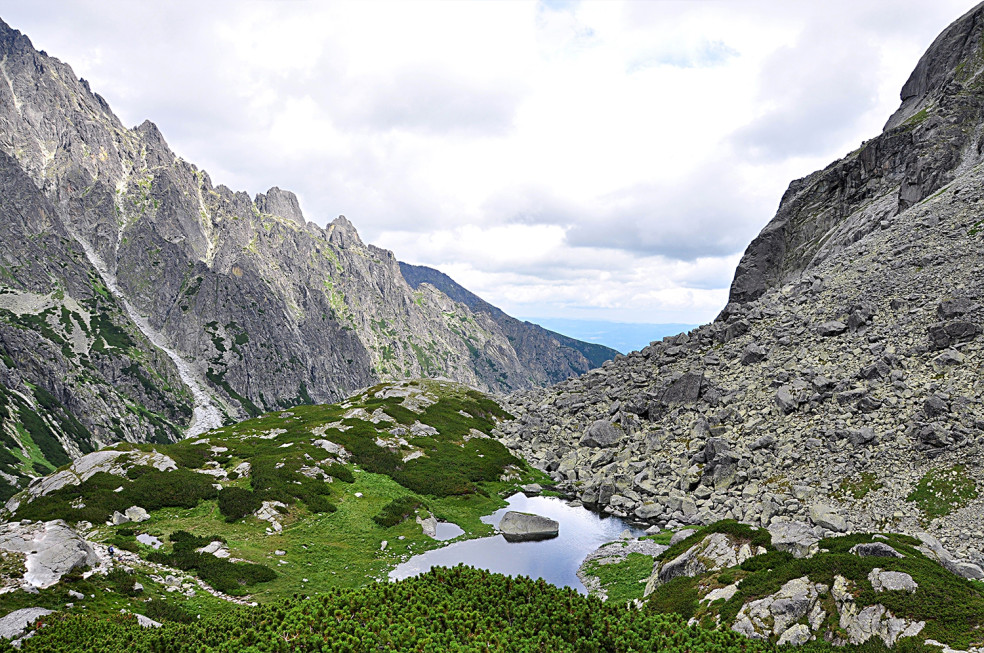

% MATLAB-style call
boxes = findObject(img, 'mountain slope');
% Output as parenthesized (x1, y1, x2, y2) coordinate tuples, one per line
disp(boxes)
(497, 3, 984, 570)
(400, 261, 618, 368)
(0, 17, 608, 495)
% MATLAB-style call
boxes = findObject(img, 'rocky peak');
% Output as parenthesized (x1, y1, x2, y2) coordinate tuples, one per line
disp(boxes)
(255, 186, 306, 226)
(328, 215, 363, 248)
(885, 2, 984, 130)
(728, 2, 984, 306)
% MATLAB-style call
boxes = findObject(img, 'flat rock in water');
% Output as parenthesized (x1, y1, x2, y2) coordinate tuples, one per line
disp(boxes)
(499, 511, 559, 542)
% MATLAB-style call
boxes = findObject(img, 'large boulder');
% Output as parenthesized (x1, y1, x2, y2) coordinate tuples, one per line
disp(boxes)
(498, 511, 559, 542)
(768, 521, 822, 559)
(0, 607, 52, 640)
(0, 520, 98, 588)
(578, 420, 621, 448)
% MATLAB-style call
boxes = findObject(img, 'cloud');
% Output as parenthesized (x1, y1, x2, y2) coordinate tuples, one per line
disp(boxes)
(628, 40, 737, 72)
(0, 0, 977, 326)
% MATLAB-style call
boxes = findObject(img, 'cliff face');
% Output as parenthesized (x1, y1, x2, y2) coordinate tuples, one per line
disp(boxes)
(0, 17, 611, 498)
(728, 2, 984, 306)
(499, 5, 984, 564)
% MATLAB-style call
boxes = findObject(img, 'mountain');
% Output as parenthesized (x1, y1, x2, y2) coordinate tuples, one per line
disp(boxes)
(0, 17, 610, 497)
(498, 2, 984, 575)
(399, 262, 619, 367)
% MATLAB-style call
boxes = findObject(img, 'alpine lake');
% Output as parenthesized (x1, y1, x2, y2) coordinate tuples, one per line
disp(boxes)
(390, 493, 646, 592)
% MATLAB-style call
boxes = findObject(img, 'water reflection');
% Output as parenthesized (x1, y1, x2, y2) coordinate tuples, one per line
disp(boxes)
(390, 493, 645, 592)
(434, 522, 465, 541)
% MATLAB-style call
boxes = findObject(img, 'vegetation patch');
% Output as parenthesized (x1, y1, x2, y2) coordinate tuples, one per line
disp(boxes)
(146, 531, 275, 596)
(581, 552, 655, 605)
(906, 464, 978, 521)
(836, 472, 884, 500)
(372, 496, 425, 527)
(2, 566, 789, 653)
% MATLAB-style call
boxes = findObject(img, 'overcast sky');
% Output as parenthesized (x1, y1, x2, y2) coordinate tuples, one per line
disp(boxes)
(0, 1, 975, 325)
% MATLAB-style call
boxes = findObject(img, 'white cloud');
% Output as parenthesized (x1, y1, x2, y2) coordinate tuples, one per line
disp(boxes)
(0, 0, 976, 327)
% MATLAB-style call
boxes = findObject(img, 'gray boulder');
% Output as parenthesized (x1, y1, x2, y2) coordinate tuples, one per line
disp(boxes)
(0, 520, 98, 588)
(868, 568, 918, 593)
(809, 503, 848, 533)
(768, 521, 822, 559)
(0, 607, 52, 640)
(124, 506, 150, 523)
(578, 420, 621, 448)
(850, 542, 903, 558)
(817, 321, 847, 336)
(499, 511, 559, 542)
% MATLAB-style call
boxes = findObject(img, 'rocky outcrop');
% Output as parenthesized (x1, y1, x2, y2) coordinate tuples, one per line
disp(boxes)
(644, 532, 766, 596)
(498, 511, 559, 542)
(496, 4, 984, 564)
(0, 520, 97, 588)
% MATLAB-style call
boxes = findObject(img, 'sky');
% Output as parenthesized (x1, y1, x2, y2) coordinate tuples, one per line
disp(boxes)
(0, 0, 976, 327)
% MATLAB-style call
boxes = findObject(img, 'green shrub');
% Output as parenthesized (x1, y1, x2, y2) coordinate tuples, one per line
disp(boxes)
(144, 599, 195, 624)
(373, 496, 425, 527)
(218, 487, 262, 522)
(645, 575, 699, 620)
(105, 568, 141, 597)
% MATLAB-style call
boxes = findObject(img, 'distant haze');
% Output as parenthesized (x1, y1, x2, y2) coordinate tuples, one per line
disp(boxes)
(521, 318, 698, 354)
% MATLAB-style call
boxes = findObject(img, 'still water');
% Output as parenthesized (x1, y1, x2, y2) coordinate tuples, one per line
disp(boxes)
(389, 493, 645, 592)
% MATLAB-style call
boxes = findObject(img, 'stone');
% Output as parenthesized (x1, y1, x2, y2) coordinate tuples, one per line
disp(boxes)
(732, 576, 824, 639)
(868, 568, 918, 593)
(0, 607, 52, 640)
(850, 542, 903, 558)
(135, 613, 163, 629)
(768, 521, 821, 559)
(645, 532, 764, 596)
(498, 511, 559, 542)
(741, 343, 769, 365)
(416, 513, 438, 538)
(809, 504, 847, 532)
(0, 520, 98, 588)
(123, 506, 150, 523)
(817, 321, 847, 336)
(578, 420, 621, 448)
(777, 623, 812, 646)
(701, 583, 738, 604)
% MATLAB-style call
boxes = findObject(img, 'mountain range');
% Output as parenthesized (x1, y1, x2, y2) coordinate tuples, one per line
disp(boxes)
(0, 17, 615, 500)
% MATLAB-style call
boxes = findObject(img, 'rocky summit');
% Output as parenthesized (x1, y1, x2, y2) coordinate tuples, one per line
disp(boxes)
(0, 17, 614, 499)
(497, 3, 984, 568)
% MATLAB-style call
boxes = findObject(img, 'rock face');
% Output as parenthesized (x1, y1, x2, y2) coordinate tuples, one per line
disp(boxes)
(0, 520, 97, 588)
(498, 511, 559, 542)
(496, 3, 984, 565)
(0, 17, 612, 497)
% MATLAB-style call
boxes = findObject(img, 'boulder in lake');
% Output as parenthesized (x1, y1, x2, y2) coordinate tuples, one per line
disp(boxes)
(499, 511, 559, 542)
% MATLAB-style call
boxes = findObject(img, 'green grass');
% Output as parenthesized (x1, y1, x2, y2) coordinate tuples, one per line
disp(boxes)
(906, 465, 978, 521)
(836, 472, 884, 500)
(8, 381, 540, 605)
(581, 552, 655, 605)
